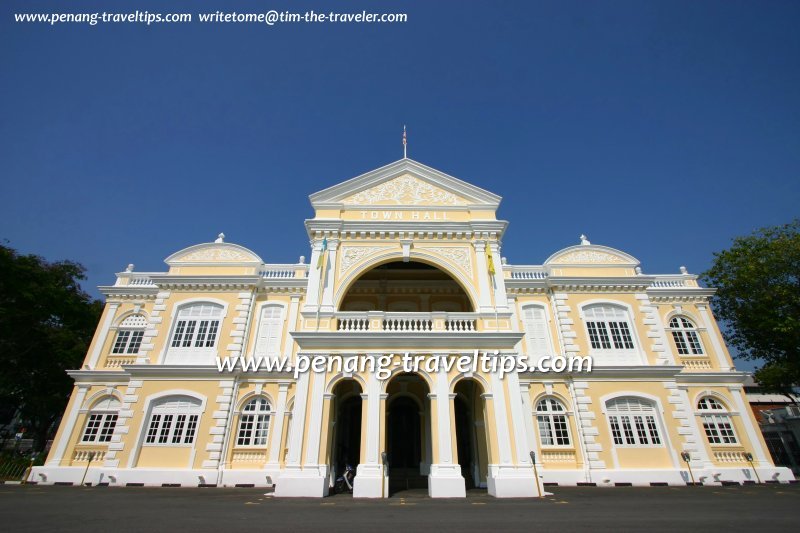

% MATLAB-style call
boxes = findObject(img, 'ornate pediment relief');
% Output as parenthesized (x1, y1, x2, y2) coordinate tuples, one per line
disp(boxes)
(422, 247, 473, 277)
(342, 175, 470, 207)
(166, 243, 262, 265)
(339, 246, 393, 274)
(545, 245, 638, 266)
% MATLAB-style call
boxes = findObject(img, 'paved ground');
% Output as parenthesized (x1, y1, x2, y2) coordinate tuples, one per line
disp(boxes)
(1, 483, 798, 532)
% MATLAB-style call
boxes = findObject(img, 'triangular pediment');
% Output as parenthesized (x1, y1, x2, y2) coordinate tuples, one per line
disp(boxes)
(310, 159, 501, 209)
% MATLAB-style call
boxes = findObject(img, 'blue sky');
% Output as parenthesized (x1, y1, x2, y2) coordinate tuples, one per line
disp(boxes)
(2, 1, 798, 367)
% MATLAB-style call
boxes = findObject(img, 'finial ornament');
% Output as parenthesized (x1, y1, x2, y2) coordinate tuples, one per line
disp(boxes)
(403, 125, 407, 158)
(580, 234, 591, 245)
(125, 263, 135, 272)
(635, 266, 642, 275)
(680, 265, 688, 274)
(215, 233, 225, 243)
(299, 255, 306, 264)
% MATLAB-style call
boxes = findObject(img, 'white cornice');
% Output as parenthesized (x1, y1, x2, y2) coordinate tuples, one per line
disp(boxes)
(290, 331, 524, 350)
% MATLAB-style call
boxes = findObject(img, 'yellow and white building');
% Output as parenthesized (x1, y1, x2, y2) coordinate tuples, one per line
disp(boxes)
(33, 158, 794, 496)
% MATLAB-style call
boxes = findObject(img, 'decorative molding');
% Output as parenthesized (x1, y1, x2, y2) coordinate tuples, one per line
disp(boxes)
(551, 250, 626, 264)
(175, 247, 255, 262)
(342, 175, 469, 206)
(423, 247, 473, 276)
(339, 246, 392, 274)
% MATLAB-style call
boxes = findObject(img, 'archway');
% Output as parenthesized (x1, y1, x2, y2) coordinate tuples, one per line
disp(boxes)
(385, 373, 431, 495)
(340, 261, 474, 312)
(328, 379, 363, 493)
(454, 379, 489, 490)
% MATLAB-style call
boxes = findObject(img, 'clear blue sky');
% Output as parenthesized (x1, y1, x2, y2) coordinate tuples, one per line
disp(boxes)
(2, 1, 798, 327)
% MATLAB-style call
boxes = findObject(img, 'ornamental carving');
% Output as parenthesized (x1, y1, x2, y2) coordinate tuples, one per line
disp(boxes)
(343, 176, 468, 206)
(340, 246, 392, 274)
(552, 250, 626, 264)
(176, 247, 256, 262)
(424, 247, 472, 276)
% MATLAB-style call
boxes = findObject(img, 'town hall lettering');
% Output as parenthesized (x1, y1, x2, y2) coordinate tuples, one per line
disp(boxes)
(360, 210, 448, 221)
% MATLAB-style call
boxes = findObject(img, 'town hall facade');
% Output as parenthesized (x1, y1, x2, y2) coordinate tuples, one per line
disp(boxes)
(32, 158, 794, 496)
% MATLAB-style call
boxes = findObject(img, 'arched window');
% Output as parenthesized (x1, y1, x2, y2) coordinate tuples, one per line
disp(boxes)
(81, 397, 120, 443)
(536, 398, 571, 446)
(236, 397, 272, 446)
(584, 305, 635, 351)
(697, 396, 737, 444)
(522, 305, 551, 362)
(112, 314, 147, 354)
(669, 316, 704, 355)
(169, 303, 223, 349)
(144, 396, 202, 445)
(254, 305, 283, 358)
(606, 397, 662, 447)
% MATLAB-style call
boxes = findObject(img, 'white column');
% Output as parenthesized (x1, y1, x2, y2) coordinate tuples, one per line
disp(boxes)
(87, 303, 119, 369)
(303, 240, 323, 312)
(519, 383, 539, 461)
(677, 387, 713, 468)
(729, 387, 769, 465)
(696, 305, 731, 371)
(47, 385, 89, 466)
(353, 371, 386, 498)
(320, 240, 338, 313)
(267, 383, 289, 466)
(281, 295, 301, 363)
(304, 370, 327, 466)
(505, 371, 533, 464)
(489, 369, 514, 464)
(428, 363, 465, 498)
(285, 371, 310, 466)
(488, 241, 508, 311)
(473, 241, 494, 313)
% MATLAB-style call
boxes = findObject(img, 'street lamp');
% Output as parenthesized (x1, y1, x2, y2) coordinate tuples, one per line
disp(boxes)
(529, 451, 542, 498)
(744, 452, 761, 484)
(680, 451, 696, 485)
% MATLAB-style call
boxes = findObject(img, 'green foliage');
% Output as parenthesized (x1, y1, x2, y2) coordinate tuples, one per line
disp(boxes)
(0, 244, 102, 450)
(703, 220, 800, 392)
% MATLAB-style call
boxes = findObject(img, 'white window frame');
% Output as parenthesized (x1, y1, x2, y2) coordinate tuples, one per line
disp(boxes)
(536, 397, 572, 447)
(668, 316, 705, 356)
(697, 396, 738, 445)
(143, 396, 202, 447)
(606, 397, 664, 448)
(521, 304, 553, 365)
(236, 397, 273, 447)
(164, 302, 225, 364)
(110, 314, 147, 355)
(252, 304, 285, 359)
(581, 303, 641, 365)
(81, 397, 120, 443)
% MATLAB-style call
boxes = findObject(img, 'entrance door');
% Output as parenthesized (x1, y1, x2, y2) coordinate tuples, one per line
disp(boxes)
(387, 396, 425, 493)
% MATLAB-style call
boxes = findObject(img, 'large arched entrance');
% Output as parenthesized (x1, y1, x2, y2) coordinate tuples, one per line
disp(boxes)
(454, 379, 490, 490)
(327, 379, 363, 493)
(385, 373, 432, 495)
(340, 261, 474, 312)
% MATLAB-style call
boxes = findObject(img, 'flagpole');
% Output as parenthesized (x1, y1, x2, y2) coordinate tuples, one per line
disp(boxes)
(403, 125, 407, 159)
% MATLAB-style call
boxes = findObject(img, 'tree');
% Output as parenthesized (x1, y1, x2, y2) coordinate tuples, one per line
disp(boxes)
(702, 220, 800, 401)
(0, 244, 102, 451)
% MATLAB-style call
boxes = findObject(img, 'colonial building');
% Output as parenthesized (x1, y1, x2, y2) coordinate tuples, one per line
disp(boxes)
(32, 158, 794, 496)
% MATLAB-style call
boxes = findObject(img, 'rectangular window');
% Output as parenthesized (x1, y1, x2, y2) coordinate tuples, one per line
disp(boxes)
(82, 414, 103, 442)
(610, 414, 661, 446)
(112, 331, 131, 354)
(145, 414, 162, 444)
(609, 416, 623, 445)
(127, 331, 144, 353)
(672, 331, 689, 355)
(552, 415, 570, 446)
(686, 331, 703, 354)
(145, 412, 199, 445)
(98, 414, 118, 442)
(587, 322, 611, 349)
(608, 322, 634, 349)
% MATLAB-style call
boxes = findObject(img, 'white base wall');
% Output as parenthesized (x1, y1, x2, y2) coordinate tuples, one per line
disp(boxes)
(28, 464, 796, 492)
(540, 466, 795, 486)
(488, 464, 547, 497)
(273, 465, 329, 497)
(428, 464, 466, 498)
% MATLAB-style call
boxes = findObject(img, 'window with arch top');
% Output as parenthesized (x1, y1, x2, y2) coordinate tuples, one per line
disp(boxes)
(169, 303, 222, 349)
(81, 396, 120, 443)
(583, 304, 640, 365)
(144, 396, 202, 445)
(697, 396, 737, 444)
(112, 314, 147, 354)
(606, 397, 663, 447)
(536, 397, 571, 446)
(236, 397, 272, 446)
(669, 316, 704, 355)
